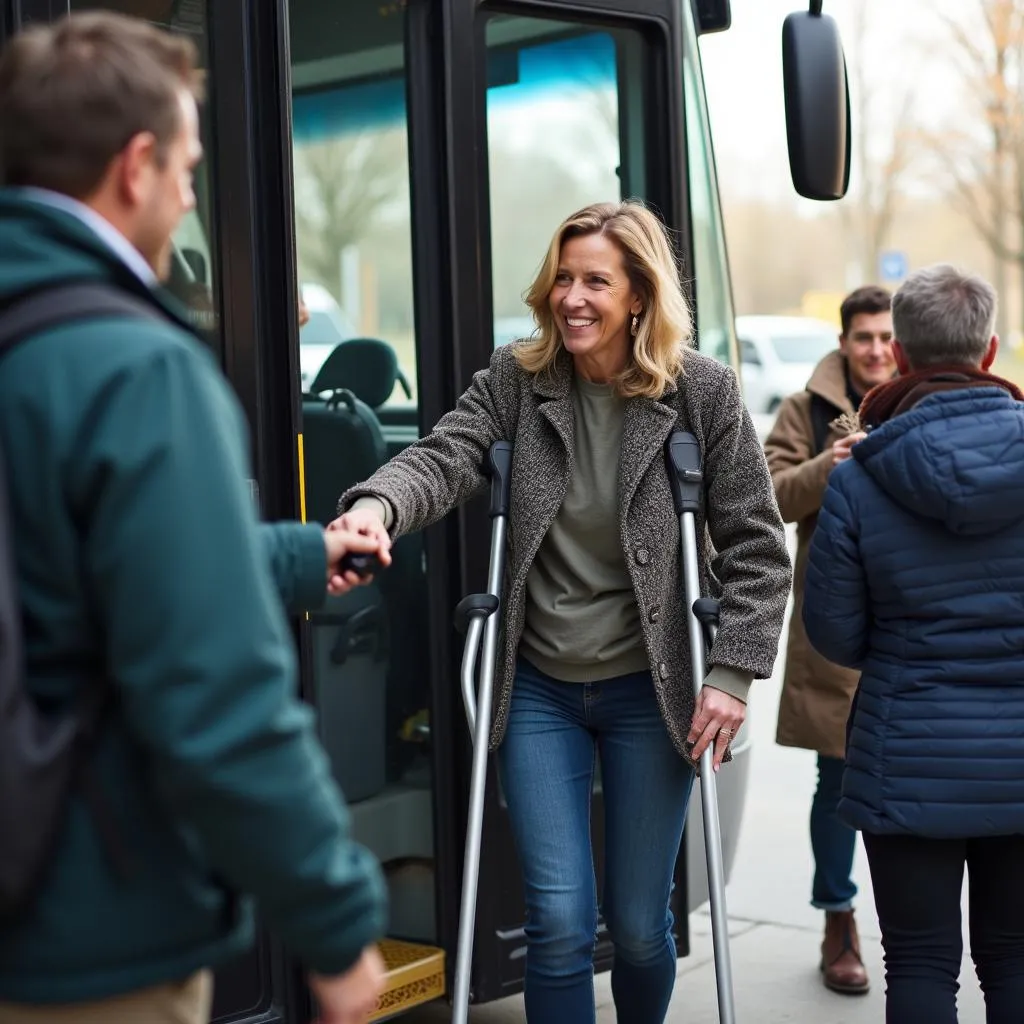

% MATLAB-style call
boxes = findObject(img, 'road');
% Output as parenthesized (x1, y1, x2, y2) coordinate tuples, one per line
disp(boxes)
(407, 414, 988, 1022)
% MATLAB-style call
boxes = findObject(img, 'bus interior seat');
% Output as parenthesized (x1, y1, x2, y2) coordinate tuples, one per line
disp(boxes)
(310, 336, 413, 409)
(302, 348, 428, 799)
(309, 340, 431, 783)
(302, 385, 390, 803)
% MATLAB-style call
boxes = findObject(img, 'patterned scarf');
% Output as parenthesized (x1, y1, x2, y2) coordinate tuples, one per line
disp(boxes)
(858, 365, 1024, 430)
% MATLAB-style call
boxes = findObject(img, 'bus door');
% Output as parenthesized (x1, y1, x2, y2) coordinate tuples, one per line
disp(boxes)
(286, 0, 699, 1009)
(442, 0, 695, 1002)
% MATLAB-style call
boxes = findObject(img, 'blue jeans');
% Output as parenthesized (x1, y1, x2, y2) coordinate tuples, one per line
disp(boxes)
(497, 658, 696, 1024)
(810, 755, 858, 911)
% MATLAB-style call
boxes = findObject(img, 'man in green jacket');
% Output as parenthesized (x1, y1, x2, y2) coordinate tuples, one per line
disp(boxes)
(0, 12, 392, 1024)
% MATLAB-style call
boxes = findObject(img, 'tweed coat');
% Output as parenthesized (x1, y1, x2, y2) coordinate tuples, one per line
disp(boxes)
(764, 351, 862, 760)
(339, 342, 792, 758)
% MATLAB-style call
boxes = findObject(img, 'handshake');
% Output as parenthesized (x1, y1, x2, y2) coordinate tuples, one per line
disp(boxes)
(322, 506, 394, 596)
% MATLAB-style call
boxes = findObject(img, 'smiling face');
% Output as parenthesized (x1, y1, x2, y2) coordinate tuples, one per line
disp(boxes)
(840, 310, 896, 395)
(547, 231, 642, 382)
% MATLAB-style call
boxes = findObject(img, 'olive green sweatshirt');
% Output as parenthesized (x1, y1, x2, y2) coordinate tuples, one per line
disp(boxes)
(519, 376, 648, 680)
(354, 376, 751, 702)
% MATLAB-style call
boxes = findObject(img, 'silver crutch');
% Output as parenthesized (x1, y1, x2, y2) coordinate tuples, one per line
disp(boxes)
(666, 430, 737, 1024)
(451, 440, 513, 1024)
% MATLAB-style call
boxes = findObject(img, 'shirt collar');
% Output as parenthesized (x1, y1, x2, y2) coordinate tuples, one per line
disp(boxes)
(14, 187, 158, 288)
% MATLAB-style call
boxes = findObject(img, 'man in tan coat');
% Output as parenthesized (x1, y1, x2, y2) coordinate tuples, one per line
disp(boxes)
(764, 285, 895, 996)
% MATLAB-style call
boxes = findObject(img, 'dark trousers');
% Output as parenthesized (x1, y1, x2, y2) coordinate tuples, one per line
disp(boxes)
(863, 831, 1024, 1024)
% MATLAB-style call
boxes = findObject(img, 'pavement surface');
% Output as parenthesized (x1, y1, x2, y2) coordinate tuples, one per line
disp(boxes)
(406, 415, 989, 1022)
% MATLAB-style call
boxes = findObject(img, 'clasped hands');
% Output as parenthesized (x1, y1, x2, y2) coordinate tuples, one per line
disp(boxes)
(322, 507, 393, 596)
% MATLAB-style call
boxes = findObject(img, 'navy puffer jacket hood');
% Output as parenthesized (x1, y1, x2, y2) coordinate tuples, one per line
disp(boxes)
(855, 387, 1024, 536)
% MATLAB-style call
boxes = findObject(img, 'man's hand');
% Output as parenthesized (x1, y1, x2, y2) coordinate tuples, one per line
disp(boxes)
(832, 431, 867, 467)
(687, 686, 746, 773)
(309, 946, 386, 1024)
(323, 528, 391, 596)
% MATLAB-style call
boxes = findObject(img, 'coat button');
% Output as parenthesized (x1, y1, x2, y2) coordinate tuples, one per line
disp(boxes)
(648, 606, 661, 623)
(658, 662, 669, 680)
(635, 547, 651, 566)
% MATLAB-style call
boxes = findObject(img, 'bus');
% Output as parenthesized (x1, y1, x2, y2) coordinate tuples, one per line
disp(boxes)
(2, 1, 848, 1019)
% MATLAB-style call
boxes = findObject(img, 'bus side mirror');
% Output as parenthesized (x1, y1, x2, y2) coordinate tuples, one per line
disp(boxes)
(782, 3, 851, 201)
(692, 0, 731, 35)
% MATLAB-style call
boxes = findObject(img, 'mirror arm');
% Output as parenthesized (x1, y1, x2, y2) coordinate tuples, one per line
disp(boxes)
(809, 0, 823, 13)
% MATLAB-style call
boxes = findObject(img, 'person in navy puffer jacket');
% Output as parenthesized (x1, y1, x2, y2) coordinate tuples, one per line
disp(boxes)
(804, 263, 1024, 1024)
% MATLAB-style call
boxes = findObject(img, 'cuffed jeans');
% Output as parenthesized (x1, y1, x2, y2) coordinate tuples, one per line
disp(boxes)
(810, 754, 858, 911)
(497, 658, 696, 1024)
(864, 832, 1024, 1024)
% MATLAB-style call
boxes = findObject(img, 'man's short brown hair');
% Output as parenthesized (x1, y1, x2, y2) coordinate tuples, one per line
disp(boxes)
(840, 285, 892, 337)
(0, 11, 204, 199)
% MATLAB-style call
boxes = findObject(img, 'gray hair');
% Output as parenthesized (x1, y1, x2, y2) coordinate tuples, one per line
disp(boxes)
(891, 264, 997, 368)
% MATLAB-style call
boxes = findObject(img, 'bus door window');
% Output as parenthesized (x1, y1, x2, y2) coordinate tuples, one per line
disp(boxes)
(288, 0, 437, 947)
(70, 0, 221, 354)
(485, 18, 650, 348)
(682, 18, 736, 368)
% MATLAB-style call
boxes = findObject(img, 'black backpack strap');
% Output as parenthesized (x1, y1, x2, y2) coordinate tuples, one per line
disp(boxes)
(0, 281, 161, 884)
(0, 282, 164, 361)
(809, 392, 838, 456)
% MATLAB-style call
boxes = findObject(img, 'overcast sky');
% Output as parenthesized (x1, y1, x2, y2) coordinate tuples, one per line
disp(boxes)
(699, 0, 970, 205)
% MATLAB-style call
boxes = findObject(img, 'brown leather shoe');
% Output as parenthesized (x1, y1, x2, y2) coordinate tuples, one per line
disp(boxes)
(820, 910, 870, 994)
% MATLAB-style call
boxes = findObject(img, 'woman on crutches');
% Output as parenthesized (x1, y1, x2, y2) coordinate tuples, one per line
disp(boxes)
(330, 200, 792, 1024)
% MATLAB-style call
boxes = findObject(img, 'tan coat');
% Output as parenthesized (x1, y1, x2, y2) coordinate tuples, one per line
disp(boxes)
(340, 343, 792, 758)
(764, 350, 861, 760)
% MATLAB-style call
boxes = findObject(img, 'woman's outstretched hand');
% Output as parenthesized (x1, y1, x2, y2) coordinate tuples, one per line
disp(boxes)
(687, 686, 746, 772)
(324, 507, 392, 595)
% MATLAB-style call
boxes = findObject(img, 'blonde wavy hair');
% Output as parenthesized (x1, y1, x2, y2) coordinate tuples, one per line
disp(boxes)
(514, 200, 693, 399)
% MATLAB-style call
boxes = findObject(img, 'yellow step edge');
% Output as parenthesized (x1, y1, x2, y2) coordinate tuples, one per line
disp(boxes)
(370, 939, 447, 1021)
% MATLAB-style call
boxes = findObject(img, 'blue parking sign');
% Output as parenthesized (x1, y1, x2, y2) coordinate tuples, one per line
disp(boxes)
(879, 250, 909, 283)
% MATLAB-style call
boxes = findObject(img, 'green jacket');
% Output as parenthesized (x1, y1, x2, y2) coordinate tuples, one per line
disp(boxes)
(0, 193, 386, 1003)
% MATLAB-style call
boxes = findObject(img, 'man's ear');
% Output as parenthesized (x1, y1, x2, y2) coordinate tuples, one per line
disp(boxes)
(115, 131, 159, 207)
(981, 334, 999, 371)
(891, 339, 911, 376)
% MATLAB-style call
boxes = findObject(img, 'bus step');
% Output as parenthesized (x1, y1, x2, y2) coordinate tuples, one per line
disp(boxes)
(370, 939, 446, 1020)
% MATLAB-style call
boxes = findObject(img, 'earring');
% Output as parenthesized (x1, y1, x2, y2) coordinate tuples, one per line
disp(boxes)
(631, 313, 640, 337)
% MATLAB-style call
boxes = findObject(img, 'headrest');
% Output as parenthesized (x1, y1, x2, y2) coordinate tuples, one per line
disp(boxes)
(310, 338, 399, 409)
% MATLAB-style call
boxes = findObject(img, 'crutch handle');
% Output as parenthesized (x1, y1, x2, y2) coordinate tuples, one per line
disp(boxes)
(693, 597, 720, 628)
(666, 431, 703, 515)
(454, 593, 499, 635)
(486, 440, 514, 518)
(338, 552, 383, 579)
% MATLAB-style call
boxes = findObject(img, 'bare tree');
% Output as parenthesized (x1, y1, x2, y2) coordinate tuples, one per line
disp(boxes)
(924, 0, 1024, 336)
(841, 0, 919, 286)
(293, 130, 408, 303)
